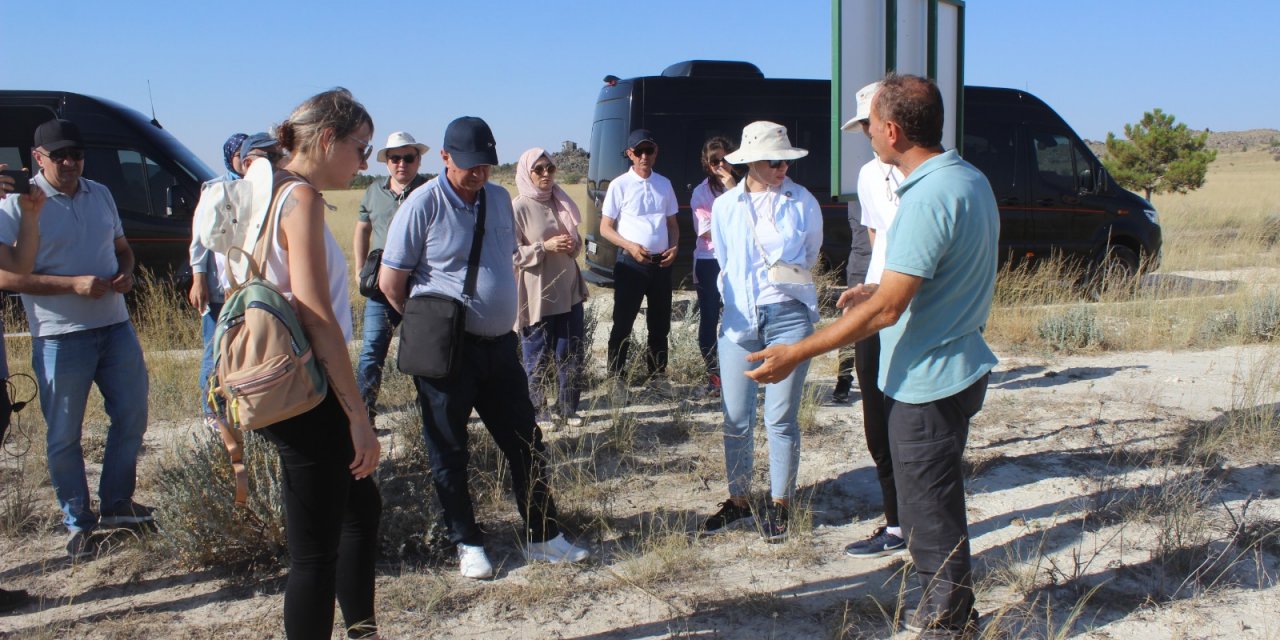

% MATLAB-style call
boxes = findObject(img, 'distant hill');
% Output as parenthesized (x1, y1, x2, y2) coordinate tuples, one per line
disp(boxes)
(1085, 129, 1280, 158)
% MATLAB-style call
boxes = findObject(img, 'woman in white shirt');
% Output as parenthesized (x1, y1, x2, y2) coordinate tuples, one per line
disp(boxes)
(701, 121, 823, 543)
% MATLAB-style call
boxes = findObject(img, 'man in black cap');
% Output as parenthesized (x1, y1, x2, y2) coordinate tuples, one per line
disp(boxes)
(378, 116, 589, 580)
(598, 129, 679, 392)
(0, 118, 152, 561)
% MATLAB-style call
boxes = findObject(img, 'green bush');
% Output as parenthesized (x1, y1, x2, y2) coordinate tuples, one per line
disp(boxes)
(1245, 293, 1280, 341)
(1037, 305, 1104, 351)
(155, 430, 287, 569)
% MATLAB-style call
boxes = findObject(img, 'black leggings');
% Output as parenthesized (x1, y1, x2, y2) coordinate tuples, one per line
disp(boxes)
(260, 392, 382, 639)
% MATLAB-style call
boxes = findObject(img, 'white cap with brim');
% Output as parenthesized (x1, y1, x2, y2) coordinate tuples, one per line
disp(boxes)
(195, 159, 274, 285)
(724, 121, 809, 164)
(840, 81, 882, 132)
(376, 131, 430, 163)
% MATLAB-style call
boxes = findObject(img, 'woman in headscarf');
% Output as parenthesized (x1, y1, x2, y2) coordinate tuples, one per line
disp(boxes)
(513, 148, 590, 428)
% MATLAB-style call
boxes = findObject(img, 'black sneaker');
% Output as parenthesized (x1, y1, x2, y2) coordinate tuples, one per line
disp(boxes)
(700, 500, 753, 534)
(0, 587, 31, 614)
(66, 530, 99, 561)
(761, 502, 789, 543)
(829, 388, 851, 404)
(844, 526, 906, 557)
(100, 501, 155, 528)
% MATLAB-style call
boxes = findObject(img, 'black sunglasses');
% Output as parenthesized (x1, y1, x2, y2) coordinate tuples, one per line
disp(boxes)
(387, 153, 418, 164)
(42, 148, 85, 162)
(767, 158, 793, 169)
(632, 145, 657, 157)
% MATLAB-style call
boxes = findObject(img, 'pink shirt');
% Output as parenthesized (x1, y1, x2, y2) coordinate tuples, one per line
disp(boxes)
(690, 178, 720, 260)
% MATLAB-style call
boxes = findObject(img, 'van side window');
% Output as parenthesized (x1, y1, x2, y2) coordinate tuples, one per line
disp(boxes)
(82, 148, 180, 218)
(1031, 131, 1077, 196)
(962, 121, 1018, 200)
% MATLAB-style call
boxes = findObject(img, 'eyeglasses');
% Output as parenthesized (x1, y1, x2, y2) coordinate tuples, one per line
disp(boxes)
(631, 145, 657, 157)
(347, 135, 373, 161)
(767, 159, 793, 169)
(38, 148, 85, 162)
(531, 163, 557, 175)
(387, 153, 418, 164)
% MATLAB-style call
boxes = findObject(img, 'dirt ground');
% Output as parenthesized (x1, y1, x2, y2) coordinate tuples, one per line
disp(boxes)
(1, 292, 1279, 639)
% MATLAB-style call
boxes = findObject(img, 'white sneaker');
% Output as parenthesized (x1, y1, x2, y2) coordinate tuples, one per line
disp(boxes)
(525, 533, 590, 564)
(564, 413, 584, 427)
(457, 543, 494, 579)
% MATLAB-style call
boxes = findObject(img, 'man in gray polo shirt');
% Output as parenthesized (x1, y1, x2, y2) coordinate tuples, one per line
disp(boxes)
(353, 131, 429, 424)
(0, 119, 152, 560)
(379, 116, 589, 580)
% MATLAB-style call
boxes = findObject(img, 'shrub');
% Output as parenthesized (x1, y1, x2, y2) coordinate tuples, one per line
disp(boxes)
(1244, 293, 1280, 341)
(155, 430, 287, 569)
(1037, 306, 1104, 352)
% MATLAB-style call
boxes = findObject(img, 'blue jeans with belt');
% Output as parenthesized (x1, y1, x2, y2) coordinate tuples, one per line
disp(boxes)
(717, 299, 813, 501)
(32, 321, 149, 532)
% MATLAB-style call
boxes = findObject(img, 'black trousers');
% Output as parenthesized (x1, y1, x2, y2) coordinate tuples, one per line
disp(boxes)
(413, 331, 560, 546)
(886, 374, 988, 631)
(854, 333, 896, 527)
(260, 392, 382, 640)
(607, 253, 673, 377)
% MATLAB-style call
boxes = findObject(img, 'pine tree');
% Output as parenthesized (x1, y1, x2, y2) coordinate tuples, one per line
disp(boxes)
(1103, 108, 1216, 200)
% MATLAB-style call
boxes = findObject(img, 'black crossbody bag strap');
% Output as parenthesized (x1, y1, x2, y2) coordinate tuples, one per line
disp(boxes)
(462, 188, 486, 301)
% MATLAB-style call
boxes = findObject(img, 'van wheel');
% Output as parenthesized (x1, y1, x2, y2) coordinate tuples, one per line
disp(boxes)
(1084, 245, 1140, 301)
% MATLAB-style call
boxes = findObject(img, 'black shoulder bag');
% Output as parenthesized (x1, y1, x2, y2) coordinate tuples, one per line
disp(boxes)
(358, 248, 386, 302)
(397, 189, 486, 378)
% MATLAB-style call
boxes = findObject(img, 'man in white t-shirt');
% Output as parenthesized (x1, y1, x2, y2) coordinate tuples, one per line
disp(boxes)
(598, 129, 679, 387)
(839, 82, 908, 559)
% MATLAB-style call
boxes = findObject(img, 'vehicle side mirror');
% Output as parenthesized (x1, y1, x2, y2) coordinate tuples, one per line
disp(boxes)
(1094, 166, 1109, 195)
(1077, 166, 1094, 195)
(166, 185, 194, 218)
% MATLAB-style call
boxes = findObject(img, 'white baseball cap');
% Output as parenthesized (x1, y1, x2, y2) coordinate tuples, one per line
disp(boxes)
(840, 81, 882, 132)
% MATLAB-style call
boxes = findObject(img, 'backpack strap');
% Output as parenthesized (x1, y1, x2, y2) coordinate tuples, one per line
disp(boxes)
(214, 418, 250, 506)
(226, 176, 306, 291)
(462, 187, 487, 301)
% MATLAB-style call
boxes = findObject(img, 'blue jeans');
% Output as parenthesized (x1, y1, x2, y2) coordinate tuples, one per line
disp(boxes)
(32, 321, 150, 532)
(717, 299, 813, 501)
(199, 302, 224, 416)
(694, 258, 721, 376)
(520, 303, 585, 417)
(356, 298, 402, 416)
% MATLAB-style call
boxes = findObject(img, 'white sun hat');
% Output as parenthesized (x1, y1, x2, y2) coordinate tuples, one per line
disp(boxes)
(840, 81, 882, 131)
(376, 131, 430, 163)
(724, 121, 809, 164)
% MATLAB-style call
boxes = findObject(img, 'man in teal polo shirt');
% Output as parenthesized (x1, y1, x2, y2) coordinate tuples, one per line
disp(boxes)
(745, 74, 998, 638)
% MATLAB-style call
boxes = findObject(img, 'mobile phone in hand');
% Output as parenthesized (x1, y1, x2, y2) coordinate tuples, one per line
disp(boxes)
(0, 170, 31, 195)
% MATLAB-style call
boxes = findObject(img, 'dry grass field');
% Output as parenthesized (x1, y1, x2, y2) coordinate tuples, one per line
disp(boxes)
(1, 156, 1279, 639)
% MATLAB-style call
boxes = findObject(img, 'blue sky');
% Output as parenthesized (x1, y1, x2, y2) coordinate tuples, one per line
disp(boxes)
(5, 1, 1276, 176)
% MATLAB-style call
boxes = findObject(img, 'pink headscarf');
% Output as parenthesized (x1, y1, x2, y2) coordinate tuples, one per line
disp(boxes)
(516, 147, 581, 241)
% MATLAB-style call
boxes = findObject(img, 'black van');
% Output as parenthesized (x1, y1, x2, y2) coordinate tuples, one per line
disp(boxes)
(0, 91, 214, 281)
(581, 62, 1162, 286)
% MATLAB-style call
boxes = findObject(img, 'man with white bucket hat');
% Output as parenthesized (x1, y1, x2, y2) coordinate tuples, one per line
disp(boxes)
(698, 120, 823, 543)
(747, 74, 999, 638)
(353, 131, 429, 423)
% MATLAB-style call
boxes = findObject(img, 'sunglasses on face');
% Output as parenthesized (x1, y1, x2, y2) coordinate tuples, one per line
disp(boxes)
(41, 148, 85, 162)
(387, 154, 418, 164)
(347, 135, 373, 161)
(767, 159, 793, 169)
(632, 145, 657, 157)
(531, 163, 557, 176)
(707, 155, 726, 166)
